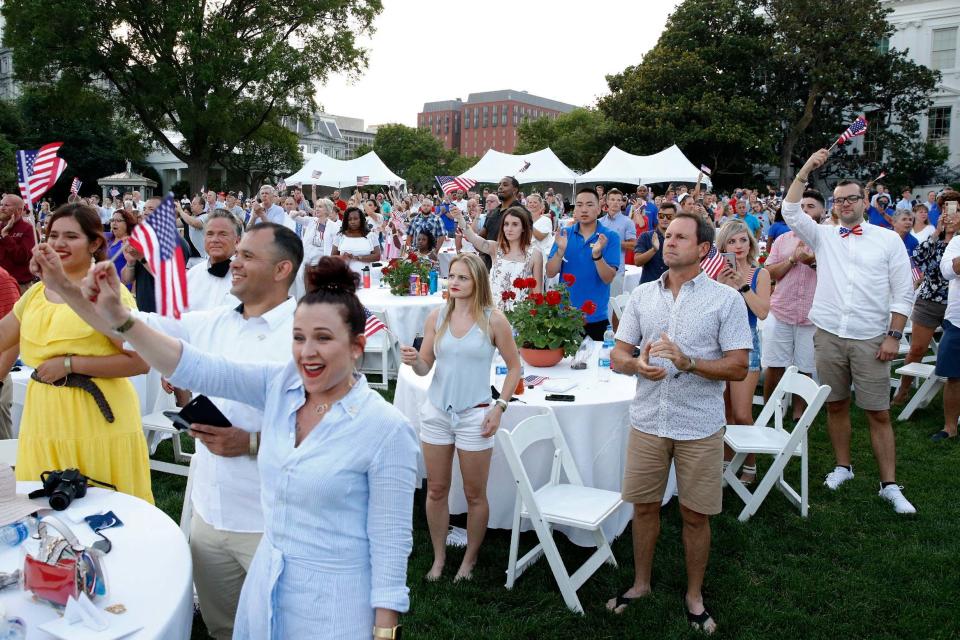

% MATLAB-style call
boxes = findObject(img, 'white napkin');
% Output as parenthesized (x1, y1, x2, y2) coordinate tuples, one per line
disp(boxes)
(64, 594, 109, 632)
(542, 379, 576, 393)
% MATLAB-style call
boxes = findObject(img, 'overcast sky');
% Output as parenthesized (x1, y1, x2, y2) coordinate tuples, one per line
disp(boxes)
(314, 0, 679, 128)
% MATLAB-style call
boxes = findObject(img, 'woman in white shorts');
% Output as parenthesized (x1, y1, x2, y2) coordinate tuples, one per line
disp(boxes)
(399, 253, 522, 582)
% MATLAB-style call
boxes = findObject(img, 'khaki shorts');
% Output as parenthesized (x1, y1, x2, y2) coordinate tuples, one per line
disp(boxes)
(622, 427, 724, 516)
(813, 328, 890, 411)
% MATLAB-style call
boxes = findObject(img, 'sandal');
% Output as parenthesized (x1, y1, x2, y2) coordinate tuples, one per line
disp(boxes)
(685, 599, 717, 634)
(606, 590, 646, 614)
(739, 465, 757, 486)
(930, 430, 957, 442)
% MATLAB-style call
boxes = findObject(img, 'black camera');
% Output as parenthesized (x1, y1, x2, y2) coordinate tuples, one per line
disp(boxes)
(35, 469, 89, 510)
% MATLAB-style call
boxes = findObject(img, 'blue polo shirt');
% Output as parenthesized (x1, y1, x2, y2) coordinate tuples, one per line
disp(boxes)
(742, 213, 761, 236)
(548, 222, 621, 324)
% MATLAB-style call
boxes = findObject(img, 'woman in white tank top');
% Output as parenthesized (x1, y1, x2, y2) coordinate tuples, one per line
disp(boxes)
(400, 253, 522, 582)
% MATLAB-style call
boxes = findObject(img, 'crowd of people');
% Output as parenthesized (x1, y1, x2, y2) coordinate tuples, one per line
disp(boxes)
(3, 143, 957, 636)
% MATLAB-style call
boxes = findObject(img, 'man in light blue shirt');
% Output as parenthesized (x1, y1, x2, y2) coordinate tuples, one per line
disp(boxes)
(246, 185, 287, 229)
(599, 188, 637, 296)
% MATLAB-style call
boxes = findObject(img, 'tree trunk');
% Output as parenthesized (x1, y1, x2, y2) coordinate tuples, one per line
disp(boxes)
(778, 83, 822, 185)
(185, 159, 211, 197)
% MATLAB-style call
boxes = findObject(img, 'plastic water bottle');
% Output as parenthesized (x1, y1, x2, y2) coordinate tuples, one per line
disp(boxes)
(598, 325, 615, 382)
(0, 519, 34, 547)
(494, 352, 508, 391)
(428, 269, 438, 294)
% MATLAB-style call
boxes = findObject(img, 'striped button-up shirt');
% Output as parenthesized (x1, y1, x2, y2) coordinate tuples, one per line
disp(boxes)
(766, 230, 817, 326)
(615, 271, 753, 440)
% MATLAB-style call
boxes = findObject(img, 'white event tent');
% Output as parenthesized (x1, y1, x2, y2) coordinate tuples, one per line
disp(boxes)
(577, 145, 712, 188)
(285, 151, 405, 188)
(459, 148, 577, 185)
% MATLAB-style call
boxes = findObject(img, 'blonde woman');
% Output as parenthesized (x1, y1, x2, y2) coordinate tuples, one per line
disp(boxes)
(716, 219, 770, 484)
(399, 253, 522, 582)
(455, 206, 542, 310)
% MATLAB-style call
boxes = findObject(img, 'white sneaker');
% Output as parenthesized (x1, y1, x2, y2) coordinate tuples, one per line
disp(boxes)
(879, 485, 917, 514)
(824, 466, 854, 490)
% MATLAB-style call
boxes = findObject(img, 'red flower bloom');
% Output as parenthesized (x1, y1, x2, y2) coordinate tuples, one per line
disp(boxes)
(507, 291, 517, 300)
(501, 291, 512, 301)
(546, 290, 562, 306)
(388, 258, 399, 267)
(531, 293, 545, 305)
(758, 255, 767, 264)
(407, 252, 418, 262)
(512, 277, 527, 289)
(562, 273, 576, 286)
(525, 277, 537, 289)
(529, 309, 538, 317)
(381, 266, 392, 276)
(581, 300, 597, 315)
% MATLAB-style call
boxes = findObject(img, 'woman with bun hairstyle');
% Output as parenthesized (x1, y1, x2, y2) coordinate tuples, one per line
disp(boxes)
(400, 252, 522, 582)
(31, 251, 419, 640)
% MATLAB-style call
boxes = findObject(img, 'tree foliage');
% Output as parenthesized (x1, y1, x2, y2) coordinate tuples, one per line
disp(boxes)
(220, 118, 303, 195)
(2, 0, 382, 190)
(597, 0, 942, 188)
(515, 109, 611, 172)
(365, 124, 474, 191)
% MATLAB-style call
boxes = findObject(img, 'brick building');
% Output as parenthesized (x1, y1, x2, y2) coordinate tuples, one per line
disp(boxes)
(418, 90, 578, 156)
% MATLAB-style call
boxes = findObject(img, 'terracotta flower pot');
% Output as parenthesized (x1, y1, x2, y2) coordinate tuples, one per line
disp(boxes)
(519, 347, 565, 368)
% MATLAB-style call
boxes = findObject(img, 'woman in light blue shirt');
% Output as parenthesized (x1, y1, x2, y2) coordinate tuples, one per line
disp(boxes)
(400, 253, 522, 582)
(35, 249, 418, 640)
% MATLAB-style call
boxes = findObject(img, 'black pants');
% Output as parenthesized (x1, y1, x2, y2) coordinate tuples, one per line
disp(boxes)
(583, 319, 608, 342)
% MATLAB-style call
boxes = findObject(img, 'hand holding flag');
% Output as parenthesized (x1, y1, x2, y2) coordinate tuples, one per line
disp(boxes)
(127, 193, 188, 318)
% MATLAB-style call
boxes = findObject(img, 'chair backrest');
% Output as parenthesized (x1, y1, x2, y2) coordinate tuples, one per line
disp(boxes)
(497, 410, 585, 494)
(755, 366, 831, 440)
(608, 297, 623, 324)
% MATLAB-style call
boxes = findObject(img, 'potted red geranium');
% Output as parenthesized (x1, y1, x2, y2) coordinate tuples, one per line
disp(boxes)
(381, 253, 431, 296)
(504, 274, 593, 368)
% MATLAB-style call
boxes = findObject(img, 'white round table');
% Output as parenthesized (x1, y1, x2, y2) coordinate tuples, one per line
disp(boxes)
(624, 264, 644, 292)
(393, 349, 675, 547)
(1, 484, 193, 640)
(356, 287, 446, 346)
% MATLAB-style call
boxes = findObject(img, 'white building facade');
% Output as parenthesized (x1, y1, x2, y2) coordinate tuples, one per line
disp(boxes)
(885, 0, 960, 168)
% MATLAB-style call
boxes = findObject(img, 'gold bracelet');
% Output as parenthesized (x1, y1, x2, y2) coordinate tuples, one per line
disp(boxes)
(794, 174, 808, 183)
(249, 432, 259, 456)
(63, 355, 72, 375)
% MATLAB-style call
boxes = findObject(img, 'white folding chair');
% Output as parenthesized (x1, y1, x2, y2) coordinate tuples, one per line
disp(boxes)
(895, 360, 946, 421)
(141, 412, 191, 477)
(180, 455, 196, 539)
(361, 311, 398, 390)
(723, 367, 831, 522)
(608, 293, 630, 328)
(498, 410, 622, 614)
(0, 439, 17, 466)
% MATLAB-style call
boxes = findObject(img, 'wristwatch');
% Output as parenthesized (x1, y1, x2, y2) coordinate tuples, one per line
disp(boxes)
(494, 398, 508, 412)
(886, 330, 903, 340)
(113, 315, 136, 334)
(373, 624, 402, 639)
(683, 356, 697, 372)
(738, 283, 751, 294)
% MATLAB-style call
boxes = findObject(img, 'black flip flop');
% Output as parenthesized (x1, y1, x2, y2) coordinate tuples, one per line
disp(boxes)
(607, 592, 642, 613)
(931, 430, 956, 442)
(685, 599, 717, 634)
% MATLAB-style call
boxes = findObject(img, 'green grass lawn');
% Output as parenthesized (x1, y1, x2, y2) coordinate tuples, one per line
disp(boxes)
(151, 383, 960, 640)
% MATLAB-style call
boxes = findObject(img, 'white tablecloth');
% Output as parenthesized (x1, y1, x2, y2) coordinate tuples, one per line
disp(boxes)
(624, 264, 644, 292)
(357, 287, 445, 346)
(2, 484, 192, 640)
(10, 368, 171, 438)
(393, 350, 644, 546)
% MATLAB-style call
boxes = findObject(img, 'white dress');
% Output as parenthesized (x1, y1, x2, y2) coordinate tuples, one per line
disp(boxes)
(334, 232, 379, 274)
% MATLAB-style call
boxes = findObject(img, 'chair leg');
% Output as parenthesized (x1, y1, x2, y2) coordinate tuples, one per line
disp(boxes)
(800, 438, 809, 517)
(505, 494, 523, 589)
(724, 452, 753, 507)
(530, 516, 583, 614)
(898, 376, 944, 421)
(742, 452, 791, 522)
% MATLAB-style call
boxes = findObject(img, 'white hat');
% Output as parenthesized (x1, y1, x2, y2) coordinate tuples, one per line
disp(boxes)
(0, 464, 46, 526)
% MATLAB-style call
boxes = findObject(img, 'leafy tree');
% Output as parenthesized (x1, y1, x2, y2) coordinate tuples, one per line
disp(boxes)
(220, 119, 303, 195)
(365, 124, 472, 191)
(2, 0, 382, 191)
(515, 109, 612, 172)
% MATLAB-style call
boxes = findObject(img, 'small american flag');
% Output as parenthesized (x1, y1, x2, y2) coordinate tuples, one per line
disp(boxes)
(518, 161, 531, 173)
(700, 245, 726, 279)
(70, 178, 82, 195)
(435, 176, 477, 195)
(364, 308, 387, 338)
(311, 170, 323, 179)
(524, 374, 548, 386)
(128, 193, 188, 318)
(835, 115, 868, 146)
(357, 176, 370, 187)
(276, 179, 286, 192)
(911, 260, 923, 284)
(16, 142, 67, 206)
(700, 164, 712, 176)
(110, 188, 120, 197)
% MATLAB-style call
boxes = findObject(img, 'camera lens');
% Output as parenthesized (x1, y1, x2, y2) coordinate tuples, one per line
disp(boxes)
(49, 484, 76, 511)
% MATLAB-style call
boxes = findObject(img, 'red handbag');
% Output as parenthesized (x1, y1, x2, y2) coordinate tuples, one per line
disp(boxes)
(22, 516, 108, 607)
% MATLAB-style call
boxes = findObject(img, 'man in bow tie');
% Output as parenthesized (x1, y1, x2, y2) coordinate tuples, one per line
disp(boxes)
(782, 149, 916, 515)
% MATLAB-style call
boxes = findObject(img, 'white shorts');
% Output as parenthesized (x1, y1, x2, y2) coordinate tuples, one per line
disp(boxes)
(760, 314, 816, 373)
(419, 402, 495, 452)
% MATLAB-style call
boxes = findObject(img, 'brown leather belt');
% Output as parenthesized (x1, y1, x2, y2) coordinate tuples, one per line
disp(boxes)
(30, 371, 115, 423)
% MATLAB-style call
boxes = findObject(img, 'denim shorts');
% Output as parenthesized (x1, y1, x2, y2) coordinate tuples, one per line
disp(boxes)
(748, 325, 762, 371)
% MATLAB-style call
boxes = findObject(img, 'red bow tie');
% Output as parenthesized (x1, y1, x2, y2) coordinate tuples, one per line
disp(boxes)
(839, 225, 862, 238)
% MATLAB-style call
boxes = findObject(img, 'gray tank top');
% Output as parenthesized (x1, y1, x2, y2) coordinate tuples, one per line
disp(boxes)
(427, 307, 496, 413)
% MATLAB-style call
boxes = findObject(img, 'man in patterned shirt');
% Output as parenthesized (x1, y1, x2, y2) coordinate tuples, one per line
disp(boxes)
(405, 198, 446, 252)
(607, 211, 752, 634)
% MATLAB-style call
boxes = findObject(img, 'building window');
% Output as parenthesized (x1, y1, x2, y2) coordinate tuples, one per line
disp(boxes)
(928, 106, 952, 146)
(862, 110, 883, 162)
(492, 105, 498, 128)
(932, 27, 958, 70)
(877, 36, 889, 55)
(483, 106, 488, 128)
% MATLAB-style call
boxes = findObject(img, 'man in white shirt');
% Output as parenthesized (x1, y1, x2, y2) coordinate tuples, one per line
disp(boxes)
(178, 197, 209, 260)
(131, 190, 145, 213)
(246, 185, 287, 228)
(186, 210, 241, 311)
(933, 217, 960, 441)
(144, 223, 301, 639)
(784, 149, 916, 514)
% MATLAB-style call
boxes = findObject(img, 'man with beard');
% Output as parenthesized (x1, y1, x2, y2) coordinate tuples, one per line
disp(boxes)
(478, 176, 525, 270)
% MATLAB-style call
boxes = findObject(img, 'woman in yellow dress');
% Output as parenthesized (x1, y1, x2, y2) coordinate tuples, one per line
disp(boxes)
(0, 203, 153, 503)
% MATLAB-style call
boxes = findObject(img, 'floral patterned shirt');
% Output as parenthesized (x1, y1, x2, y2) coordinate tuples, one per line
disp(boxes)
(490, 245, 535, 311)
(914, 234, 950, 304)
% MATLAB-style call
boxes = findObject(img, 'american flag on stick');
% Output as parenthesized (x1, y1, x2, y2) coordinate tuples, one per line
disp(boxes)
(311, 170, 323, 179)
(911, 259, 923, 285)
(524, 374, 548, 386)
(16, 142, 67, 206)
(70, 178, 82, 195)
(700, 164, 712, 176)
(830, 115, 868, 150)
(435, 176, 477, 195)
(518, 161, 531, 173)
(127, 193, 188, 318)
(700, 245, 726, 279)
(276, 179, 286, 193)
(364, 307, 387, 338)
(357, 176, 370, 187)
